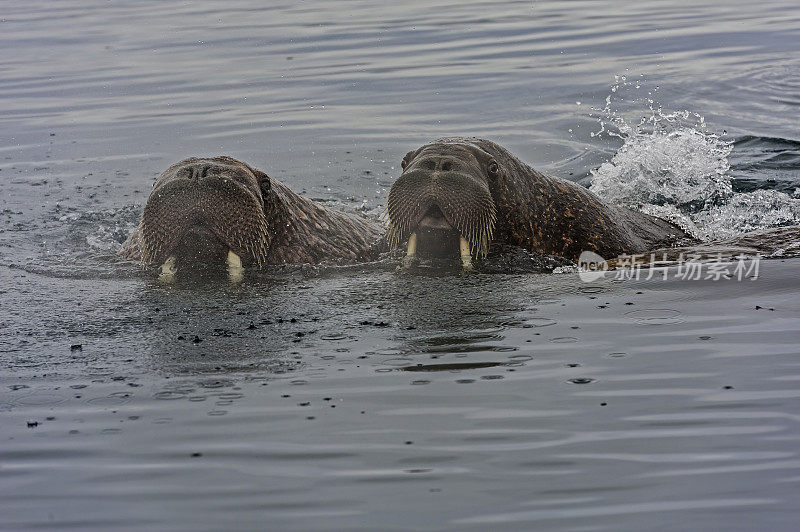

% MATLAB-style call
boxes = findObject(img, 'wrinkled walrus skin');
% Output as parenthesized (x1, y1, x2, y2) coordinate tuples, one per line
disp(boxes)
(387, 137, 692, 261)
(120, 156, 383, 268)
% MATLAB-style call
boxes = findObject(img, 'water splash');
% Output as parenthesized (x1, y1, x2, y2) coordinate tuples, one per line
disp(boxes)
(12, 206, 144, 279)
(695, 189, 800, 239)
(57, 205, 141, 253)
(589, 76, 800, 241)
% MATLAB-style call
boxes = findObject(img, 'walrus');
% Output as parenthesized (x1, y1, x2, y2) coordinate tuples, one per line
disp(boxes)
(120, 156, 383, 281)
(387, 137, 692, 270)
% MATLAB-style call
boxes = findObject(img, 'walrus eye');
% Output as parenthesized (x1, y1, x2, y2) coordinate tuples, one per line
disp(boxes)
(259, 176, 271, 196)
(488, 160, 500, 177)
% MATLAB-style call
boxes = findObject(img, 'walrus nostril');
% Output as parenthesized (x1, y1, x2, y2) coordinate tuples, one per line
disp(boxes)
(191, 164, 211, 180)
(441, 161, 452, 171)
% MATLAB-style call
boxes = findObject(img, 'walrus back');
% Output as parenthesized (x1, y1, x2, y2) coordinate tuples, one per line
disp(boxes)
(612, 207, 695, 252)
(471, 138, 690, 260)
(264, 179, 384, 264)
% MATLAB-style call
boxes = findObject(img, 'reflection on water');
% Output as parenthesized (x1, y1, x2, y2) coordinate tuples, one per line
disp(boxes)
(3, 260, 800, 530)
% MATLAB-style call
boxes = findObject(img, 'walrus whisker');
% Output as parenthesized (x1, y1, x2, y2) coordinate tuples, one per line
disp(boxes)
(387, 173, 498, 264)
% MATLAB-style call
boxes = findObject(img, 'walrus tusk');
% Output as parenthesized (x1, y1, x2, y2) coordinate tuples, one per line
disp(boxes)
(227, 250, 244, 283)
(406, 232, 418, 257)
(400, 232, 418, 270)
(158, 256, 177, 283)
(460, 236, 474, 272)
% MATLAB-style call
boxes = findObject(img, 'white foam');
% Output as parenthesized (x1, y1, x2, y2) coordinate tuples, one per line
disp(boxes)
(590, 128, 732, 210)
(588, 78, 800, 241)
(695, 189, 800, 240)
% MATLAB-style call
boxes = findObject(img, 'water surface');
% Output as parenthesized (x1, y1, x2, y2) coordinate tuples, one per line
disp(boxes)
(2, 1, 800, 530)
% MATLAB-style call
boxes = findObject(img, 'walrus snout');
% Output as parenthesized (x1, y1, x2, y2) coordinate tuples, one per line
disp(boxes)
(138, 158, 271, 275)
(387, 144, 497, 269)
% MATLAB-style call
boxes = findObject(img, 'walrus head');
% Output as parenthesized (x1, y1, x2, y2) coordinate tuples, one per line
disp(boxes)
(139, 156, 272, 280)
(387, 139, 498, 269)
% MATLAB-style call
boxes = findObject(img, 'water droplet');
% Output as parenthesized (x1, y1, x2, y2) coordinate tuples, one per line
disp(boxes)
(550, 337, 579, 343)
(626, 309, 683, 325)
(16, 393, 66, 406)
(154, 391, 186, 400)
(526, 317, 557, 327)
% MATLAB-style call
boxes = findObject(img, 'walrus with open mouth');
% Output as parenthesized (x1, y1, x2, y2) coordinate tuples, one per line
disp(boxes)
(120, 156, 383, 281)
(387, 137, 691, 270)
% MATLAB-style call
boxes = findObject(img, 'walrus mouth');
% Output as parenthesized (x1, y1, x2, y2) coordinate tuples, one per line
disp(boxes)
(139, 178, 271, 281)
(418, 205, 453, 230)
(386, 177, 496, 271)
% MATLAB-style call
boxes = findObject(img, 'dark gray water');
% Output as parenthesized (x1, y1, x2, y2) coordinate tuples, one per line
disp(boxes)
(2, 1, 800, 530)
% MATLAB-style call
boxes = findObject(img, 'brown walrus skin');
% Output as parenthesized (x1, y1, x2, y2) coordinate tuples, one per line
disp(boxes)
(120, 156, 383, 268)
(387, 137, 693, 261)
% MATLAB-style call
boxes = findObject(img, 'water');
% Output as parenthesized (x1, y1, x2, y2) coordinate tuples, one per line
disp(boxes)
(588, 81, 800, 239)
(2, 1, 800, 530)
